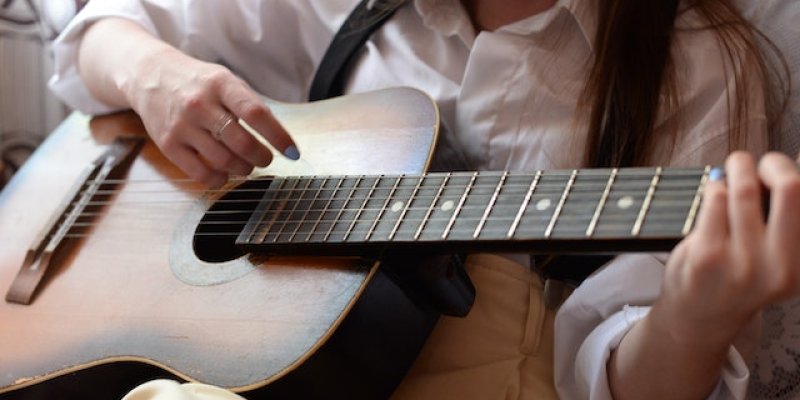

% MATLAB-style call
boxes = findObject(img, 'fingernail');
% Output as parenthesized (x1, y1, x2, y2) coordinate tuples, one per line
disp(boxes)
(283, 145, 300, 161)
(708, 167, 725, 181)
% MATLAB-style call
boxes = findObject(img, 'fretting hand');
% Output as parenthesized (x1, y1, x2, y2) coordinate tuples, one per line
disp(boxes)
(655, 151, 800, 348)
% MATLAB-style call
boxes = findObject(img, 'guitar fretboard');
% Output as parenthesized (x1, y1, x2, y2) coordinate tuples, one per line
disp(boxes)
(235, 167, 710, 255)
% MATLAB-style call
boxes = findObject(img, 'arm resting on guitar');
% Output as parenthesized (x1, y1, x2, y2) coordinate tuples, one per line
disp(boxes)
(75, 18, 298, 187)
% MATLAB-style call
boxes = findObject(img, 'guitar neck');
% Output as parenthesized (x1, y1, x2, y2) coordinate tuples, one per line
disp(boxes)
(235, 166, 711, 256)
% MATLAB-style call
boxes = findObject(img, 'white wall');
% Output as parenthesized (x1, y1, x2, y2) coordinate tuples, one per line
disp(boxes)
(0, 0, 74, 184)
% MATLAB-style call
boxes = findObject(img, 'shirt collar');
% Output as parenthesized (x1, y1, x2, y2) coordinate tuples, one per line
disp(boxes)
(413, 0, 597, 50)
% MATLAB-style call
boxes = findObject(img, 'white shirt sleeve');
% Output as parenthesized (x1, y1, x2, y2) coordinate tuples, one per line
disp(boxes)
(553, 254, 752, 400)
(47, 0, 357, 114)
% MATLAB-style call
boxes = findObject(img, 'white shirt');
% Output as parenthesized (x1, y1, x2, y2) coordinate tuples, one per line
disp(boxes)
(49, 0, 768, 398)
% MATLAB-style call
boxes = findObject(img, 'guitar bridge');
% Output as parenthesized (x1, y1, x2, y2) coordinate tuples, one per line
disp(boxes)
(5, 137, 144, 305)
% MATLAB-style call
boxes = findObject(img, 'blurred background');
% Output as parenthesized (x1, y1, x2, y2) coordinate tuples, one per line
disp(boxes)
(0, 0, 85, 188)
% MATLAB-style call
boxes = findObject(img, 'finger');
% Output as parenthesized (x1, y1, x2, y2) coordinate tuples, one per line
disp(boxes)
(187, 127, 253, 176)
(694, 167, 729, 242)
(217, 118, 274, 168)
(198, 109, 273, 168)
(169, 144, 228, 188)
(219, 80, 300, 161)
(725, 152, 765, 249)
(758, 152, 800, 261)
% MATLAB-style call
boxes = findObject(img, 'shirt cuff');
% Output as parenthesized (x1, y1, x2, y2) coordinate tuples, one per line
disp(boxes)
(574, 305, 749, 400)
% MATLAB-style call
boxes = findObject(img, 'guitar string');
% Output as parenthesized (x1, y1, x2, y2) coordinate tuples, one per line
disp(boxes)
(62, 197, 699, 239)
(64, 180, 708, 223)
(55, 172, 708, 237)
(71, 176, 707, 204)
(68, 189, 705, 220)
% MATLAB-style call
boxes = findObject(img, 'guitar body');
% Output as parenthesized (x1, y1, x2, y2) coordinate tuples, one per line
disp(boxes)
(0, 88, 440, 399)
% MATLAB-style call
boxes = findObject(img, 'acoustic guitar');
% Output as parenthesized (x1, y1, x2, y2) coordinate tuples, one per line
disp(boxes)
(0, 87, 706, 399)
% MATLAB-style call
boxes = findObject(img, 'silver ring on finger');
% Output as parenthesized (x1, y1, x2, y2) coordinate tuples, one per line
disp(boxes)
(212, 113, 236, 141)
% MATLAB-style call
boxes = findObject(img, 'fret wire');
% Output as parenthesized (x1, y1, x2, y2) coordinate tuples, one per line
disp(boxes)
(305, 178, 345, 242)
(252, 178, 289, 244)
(442, 172, 478, 240)
(365, 175, 403, 241)
(288, 176, 325, 242)
(414, 173, 451, 240)
(586, 168, 617, 237)
(270, 178, 308, 243)
(682, 165, 711, 235)
(323, 176, 363, 242)
(508, 170, 541, 238)
(389, 174, 427, 240)
(632, 167, 662, 237)
(474, 171, 507, 239)
(343, 176, 381, 241)
(544, 169, 578, 239)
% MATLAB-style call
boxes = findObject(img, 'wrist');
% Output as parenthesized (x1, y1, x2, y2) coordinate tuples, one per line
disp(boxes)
(648, 300, 735, 353)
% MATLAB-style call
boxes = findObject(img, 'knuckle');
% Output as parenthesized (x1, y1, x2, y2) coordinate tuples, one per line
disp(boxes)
(181, 94, 205, 114)
(240, 102, 268, 121)
(205, 68, 230, 88)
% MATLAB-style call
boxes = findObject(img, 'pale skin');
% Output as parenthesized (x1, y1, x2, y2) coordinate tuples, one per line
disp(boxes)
(76, 1, 800, 399)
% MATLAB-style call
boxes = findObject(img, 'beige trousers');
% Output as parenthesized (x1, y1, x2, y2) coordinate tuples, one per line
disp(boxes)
(392, 253, 559, 400)
(124, 254, 558, 400)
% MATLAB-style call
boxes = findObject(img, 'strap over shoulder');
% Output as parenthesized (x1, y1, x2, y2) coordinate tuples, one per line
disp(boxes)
(308, 0, 408, 101)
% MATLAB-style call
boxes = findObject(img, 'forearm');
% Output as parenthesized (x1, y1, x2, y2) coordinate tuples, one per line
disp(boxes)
(77, 17, 178, 109)
(608, 308, 729, 400)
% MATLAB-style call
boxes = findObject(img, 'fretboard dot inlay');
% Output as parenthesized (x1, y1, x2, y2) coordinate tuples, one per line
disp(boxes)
(617, 196, 635, 210)
(441, 200, 454, 212)
(536, 198, 551, 211)
(390, 201, 404, 212)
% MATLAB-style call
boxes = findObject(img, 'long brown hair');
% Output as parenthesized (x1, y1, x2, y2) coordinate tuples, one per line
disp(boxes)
(582, 0, 788, 168)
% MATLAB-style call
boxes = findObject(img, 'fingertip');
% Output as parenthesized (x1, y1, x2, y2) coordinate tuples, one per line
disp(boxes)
(283, 144, 301, 161)
(708, 167, 725, 182)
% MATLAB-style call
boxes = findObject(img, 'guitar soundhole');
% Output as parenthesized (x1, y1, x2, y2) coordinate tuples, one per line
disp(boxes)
(193, 178, 272, 263)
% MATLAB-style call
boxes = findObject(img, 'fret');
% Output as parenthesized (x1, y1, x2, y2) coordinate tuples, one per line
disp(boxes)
(415, 172, 475, 241)
(367, 175, 427, 242)
(514, 171, 571, 239)
(343, 176, 381, 241)
(272, 177, 313, 243)
(586, 168, 617, 237)
(508, 171, 541, 238)
(304, 177, 343, 242)
(414, 173, 450, 240)
(631, 167, 662, 236)
(544, 169, 577, 239)
(251, 178, 291, 244)
(640, 168, 705, 237)
(444, 172, 504, 241)
(392, 173, 449, 241)
(388, 175, 426, 240)
(442, 172, 478, 240)
(682, 166, 711, 235)
(473, 172, 508, 239)
(323, 177, 363, 242)
(365, 175, 402, 241)
(550, 169, 612, 239)
(288, 177, 325, 242)
(592, 168, 658, 238)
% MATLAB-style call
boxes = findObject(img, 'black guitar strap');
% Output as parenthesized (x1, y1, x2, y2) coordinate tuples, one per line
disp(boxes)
(307, 0, 476, 318)
(308, 0, 408, 101)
